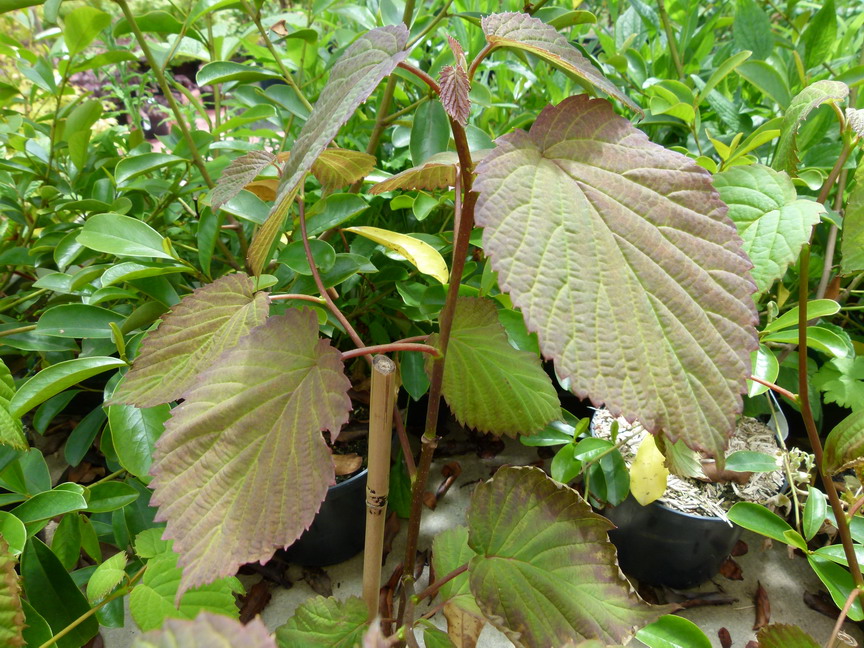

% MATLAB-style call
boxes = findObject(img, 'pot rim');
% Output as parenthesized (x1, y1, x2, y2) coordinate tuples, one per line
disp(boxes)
(329, 466, 368, 493)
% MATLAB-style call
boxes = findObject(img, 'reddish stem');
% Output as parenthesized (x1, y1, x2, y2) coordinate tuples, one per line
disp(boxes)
(397, 62, 441, 94)
(342, 343, 440, 361)
(269, 293, 326, 304)
(413, 563, 468, 602)
(748, 375, 797, 402)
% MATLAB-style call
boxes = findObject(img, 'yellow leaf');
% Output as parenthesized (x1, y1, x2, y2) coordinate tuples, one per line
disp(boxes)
(630, 434, 669, 506)
(244, 179, 279, 201)
(344, 226, 449, 284)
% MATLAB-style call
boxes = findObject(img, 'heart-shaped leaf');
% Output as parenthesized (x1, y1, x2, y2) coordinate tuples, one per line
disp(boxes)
(150, 310, 351, 595)
(481, 12, 640, 114)
(714, 164, 825, 293)
(111, 273, 269, 408)
(466, 466, 668, 646)
(133, 613, 275, 648)
(276, 596, 368, 647)
(474, 95, 758, 461)
(427, 297, 559, 437)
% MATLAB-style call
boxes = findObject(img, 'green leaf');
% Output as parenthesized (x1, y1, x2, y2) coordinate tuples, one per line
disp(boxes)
(310, 149, 376, 191)
(112, 273, 269, 408)
(763, 299, 840, 332)
(803, 486, 827, 541)
(807, 555, 864, 621)
(635, 615, 712, 648)
(133, 613, 275, 648)
(87, 551, 127, 603)
(275, 596, 368, 648)
(410, 101, 450, 166)
(108, 402, 170, 480)
(196, 62, 282, 86)
(724, 450, 778, 472)
(149, 311, 351, 595)
(773, 81, 849, 176)
(757, 624, 820, 648)
(823, 409, 864, 474)
(210, 151, 276, 212)
(0, 511, 27, 556)
(86, 481, 140, 513)
(736, 61, 791, 109)
(62, 6, 110, 56)
(423, 624, 457, 648)
(0, 361, 26, 451)
(369, 151, 460, 194)
(481, 12, 640, 114)
(10, 487, 88, 524)
(269, 24, 408, 231)
(466, 466, 668, 645)
(813, 356, 864, 412)
(71, 50, 138, 74)
(0, 536, 24, 647)
(78, 213, 176, 260)
(128, 551, 242, 631)
(696, 50, 751, 104)
(551, 443, 583, 484)
(432, 526, 483, 618)
(9, 357, 126, 418)
(115, 154, 185, 187)
(36, 304, 124, 339)
(800, 0, 837, 71)
(748, 345, 779, 397)
(304, 194, 369, 236)
(474, 95, 757, 463)
(732, 0, 773, 59)
(113, 10, 186, 36)
(20, 599, 52, 648)
(714, 165, 824, 293)
(246, 183, 300, 277)
(812, 544, 864, 568)
(21, 537, 98, 648)
(840, 160, 864, 273)
(345, 226, 448, 283)
(761, 326, 849, 358)
(427, 298, 559, 437)
(279, 239, 336, 275)
(727, 502, 807, 550)
(51, 513, 81, 569)
(102, 262, 190, 287)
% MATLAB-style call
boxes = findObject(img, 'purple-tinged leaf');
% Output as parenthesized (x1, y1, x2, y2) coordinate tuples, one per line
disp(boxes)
(270, 25, 409, 219)
(0, 537, 24, 648)
(480, 12, 640, 114)
(773, 80, 848, 176)
(439, 65, 470, 126)
(276, 596, 368, 647)
(474, 95, 758, 461)
(466, 467, 668, 646)
(756, 624, 819, 648)
(369, 152, 459, 194)
(847, 108, 864, 137)
(133, 612, 275, 648)
(246, 183, 301, 277)
(112, 273, 269, 408)
(210, 151, 276, 212)
(428, 298, 559, 437)
(823, 410, 864, 475)
(150, 310, 351, 596)
(311, 149, 377, 192)
(447, 35, 467, 69)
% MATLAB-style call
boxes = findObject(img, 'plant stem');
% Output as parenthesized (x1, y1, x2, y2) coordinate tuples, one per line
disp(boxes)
(342, 343, 440, 361)
(657, 0, 684, 80)
(406, 0, 456, 49)
(0, 324, 36, 338)
(363, 355, 398, 618)
(468, 43, 495, 81)
(798, 245, 864, 589)
(114, 0, 214, 189)
(748, 375, 798, 402)
(269, 293, 327, 304)
(826, 588, 860, 648)
(396, 62, 440, 94)
(0, 289, 47, 315)
(412, 563, 468, 602)
(89, 468, 127, 487)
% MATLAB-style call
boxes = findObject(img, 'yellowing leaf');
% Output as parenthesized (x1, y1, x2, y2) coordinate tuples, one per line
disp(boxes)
(345, 226, 449, 283)
(311, 149, 377, 191)
(629, 435, 669, 505)
(244, 179, 279, 201)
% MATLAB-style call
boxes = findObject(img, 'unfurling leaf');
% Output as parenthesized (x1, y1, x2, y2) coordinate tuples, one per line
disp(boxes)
(439, 65, 471, 126)
(86, 552, 127, 603)
(112, 273, 269, 408)
(847, 108, 864, 138)
(311, 149, 377, 191)
(150, 310, 351, 596)
(474, 96, 758, 462)
(427, 298, 559, 437)
(481, 12, 640, 114)
(823, 410, 864, 475)
(714, 164, 825, 293)
(369, 152, 460, 194)
(0, 537, 25, 648)
(466, 467, 669, 646)
(773, 80, 849, 176)
(629, 434, 669, 505)
(210, 151, 276, 211)
(132, 612, 275, 648)
(756, 624, 819, 648)
(276, 596, 368, 647)
(345, 226, 449, 283)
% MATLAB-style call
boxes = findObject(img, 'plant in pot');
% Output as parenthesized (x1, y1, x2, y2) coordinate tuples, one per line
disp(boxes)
(1, 1, 863, 648)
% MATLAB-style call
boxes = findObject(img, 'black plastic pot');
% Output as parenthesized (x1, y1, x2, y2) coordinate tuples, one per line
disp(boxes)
(603, 495, 741, 589)
(282, 468, 368, 566)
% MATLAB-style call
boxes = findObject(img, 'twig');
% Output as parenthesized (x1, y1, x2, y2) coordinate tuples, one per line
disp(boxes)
(748, 376, 798, 402)
(342, 344, 440, 361)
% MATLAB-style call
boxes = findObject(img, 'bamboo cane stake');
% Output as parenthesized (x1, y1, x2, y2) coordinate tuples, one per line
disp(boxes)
(363, 354, 397, 618)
